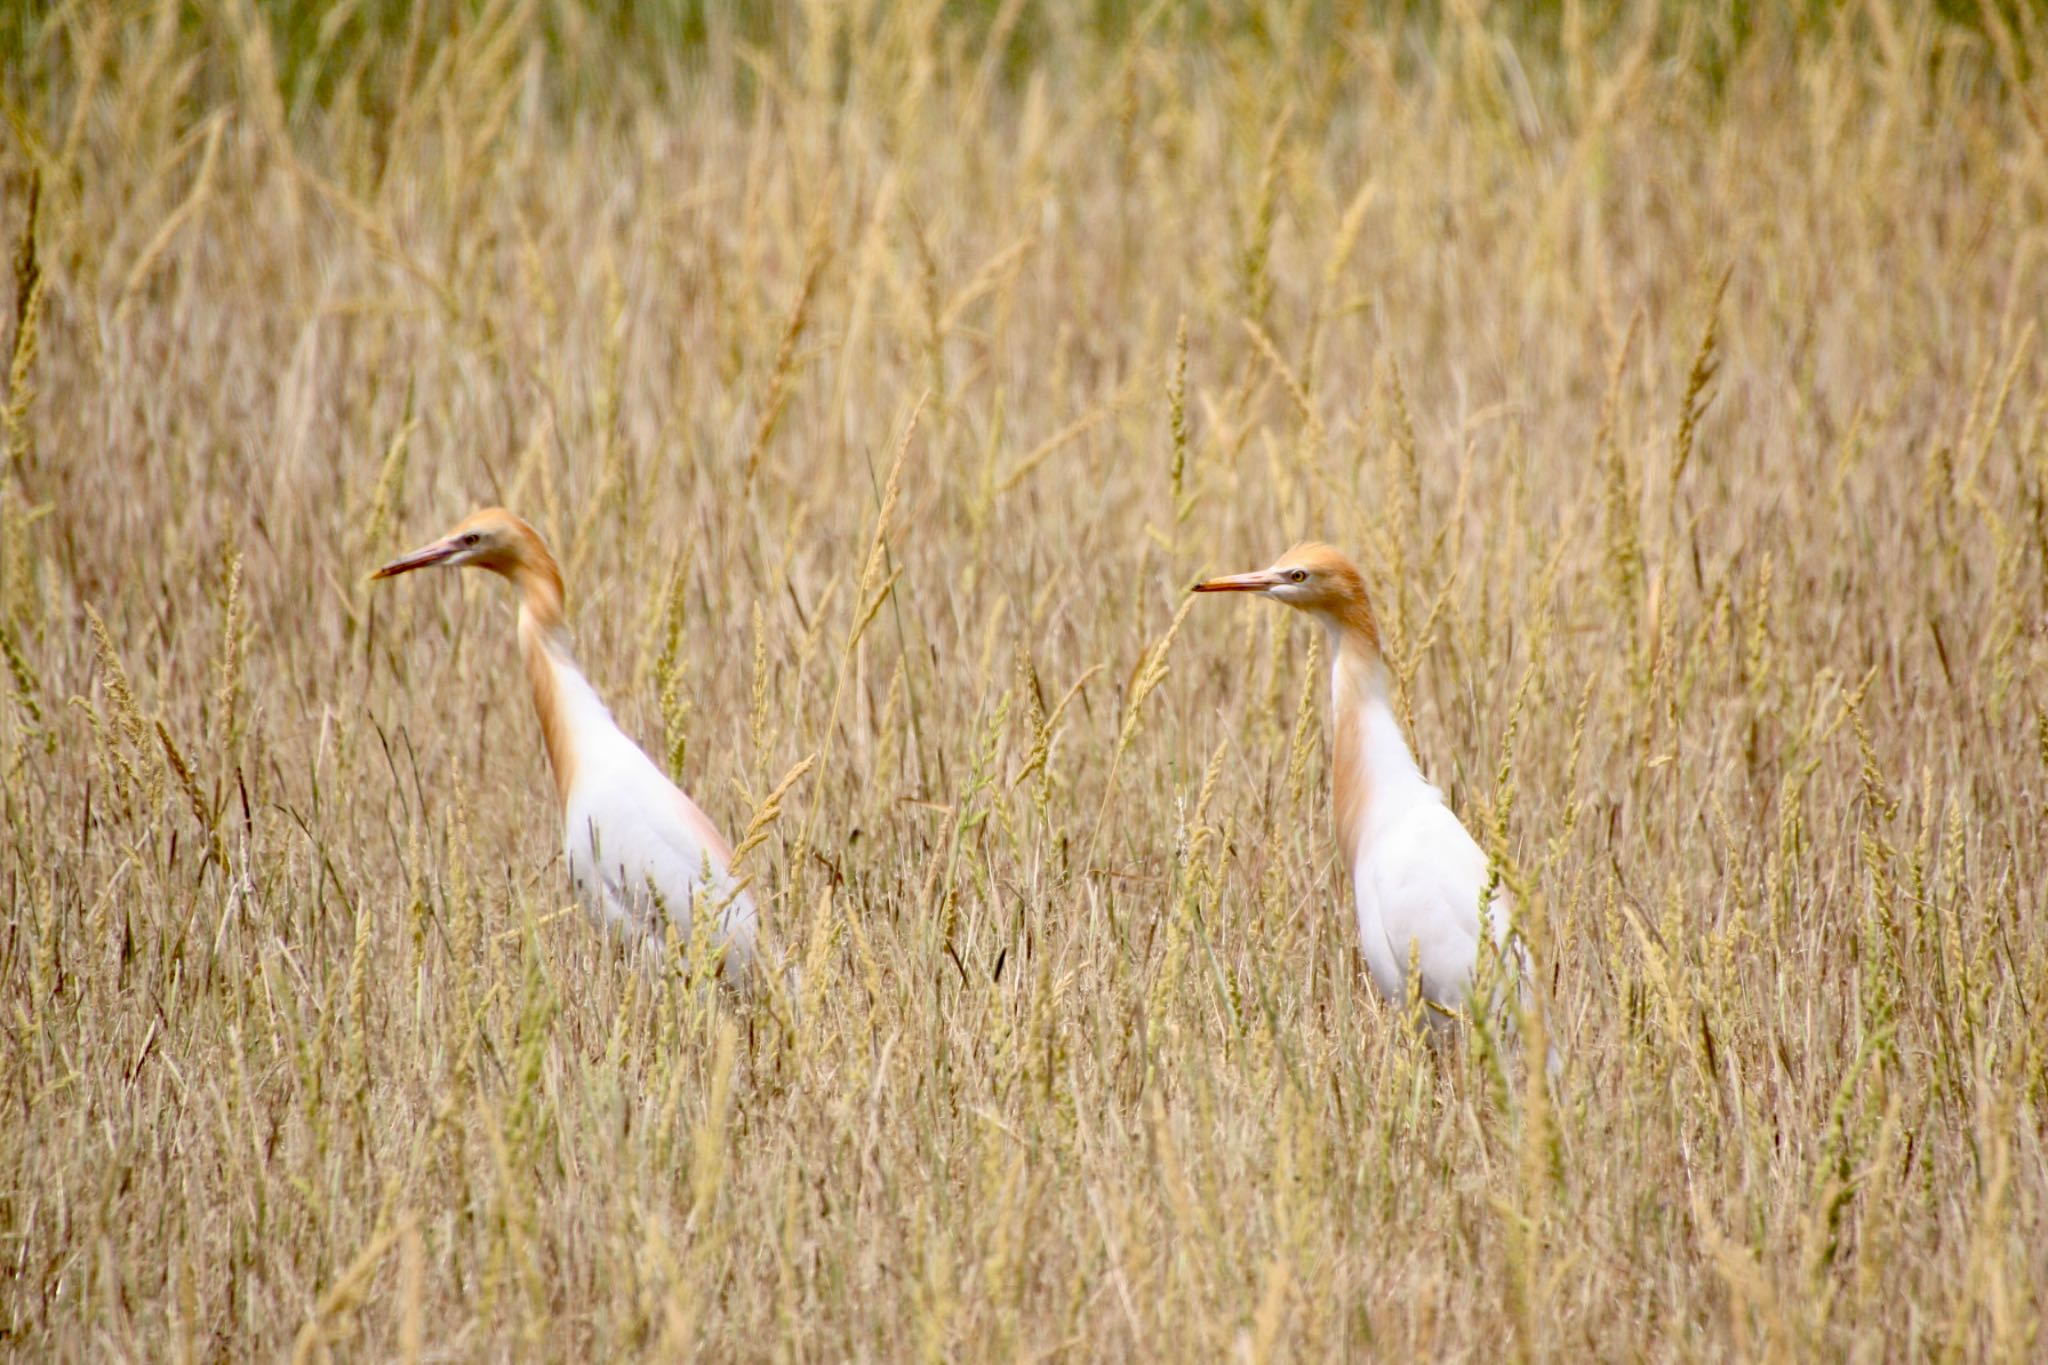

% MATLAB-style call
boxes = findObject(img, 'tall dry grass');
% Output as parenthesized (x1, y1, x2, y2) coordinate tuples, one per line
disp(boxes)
(2, 0, 2046, 1357)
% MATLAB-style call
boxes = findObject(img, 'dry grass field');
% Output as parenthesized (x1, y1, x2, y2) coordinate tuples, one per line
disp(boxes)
(3, 0, 2046, 1357)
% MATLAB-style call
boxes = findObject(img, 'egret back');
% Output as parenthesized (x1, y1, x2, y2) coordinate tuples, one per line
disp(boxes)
(1336, 658, 1492, 1014)
(1352, 800, 1493, 1013)
(538, 639, 756, 975)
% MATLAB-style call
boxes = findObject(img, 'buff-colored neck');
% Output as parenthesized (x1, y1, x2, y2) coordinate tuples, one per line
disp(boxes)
(504, 551, 575, 807)
(1326, 618, 1385, 852)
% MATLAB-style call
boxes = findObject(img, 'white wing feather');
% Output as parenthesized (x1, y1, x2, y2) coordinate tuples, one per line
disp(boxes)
(564, 737, 757, 973)
(1354, 800, 1506, 1015)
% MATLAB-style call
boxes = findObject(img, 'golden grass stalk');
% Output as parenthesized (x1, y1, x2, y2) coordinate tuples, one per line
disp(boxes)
(743, 185, 835, 494)
(6, 7, 2045, 1357)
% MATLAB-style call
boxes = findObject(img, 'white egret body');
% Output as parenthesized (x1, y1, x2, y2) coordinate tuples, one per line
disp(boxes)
(1195, 544, 1530, 1032)
(375, 509, 755, 974)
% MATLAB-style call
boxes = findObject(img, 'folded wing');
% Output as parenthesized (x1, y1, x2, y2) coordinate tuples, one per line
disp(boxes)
(564, 745, 757, 973)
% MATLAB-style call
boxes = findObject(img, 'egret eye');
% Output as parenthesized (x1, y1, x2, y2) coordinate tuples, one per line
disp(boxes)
(462, 532, 482, 547)
(1287, 569, 1308, 583)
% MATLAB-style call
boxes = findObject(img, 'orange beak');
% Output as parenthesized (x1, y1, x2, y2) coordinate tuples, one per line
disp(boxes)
(372, 536, 462, 579)
(1192, 569, 1282, 594)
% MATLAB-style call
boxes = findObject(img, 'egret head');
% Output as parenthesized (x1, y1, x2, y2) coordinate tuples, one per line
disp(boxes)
(373, 507, 567, 633)
(1192, 542, 1379, 648)
(372, 507, 548, 580)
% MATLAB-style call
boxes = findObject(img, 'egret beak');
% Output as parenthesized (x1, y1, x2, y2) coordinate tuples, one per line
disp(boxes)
(1192, 569, 1283, 594)
(372, 537, 462, 579)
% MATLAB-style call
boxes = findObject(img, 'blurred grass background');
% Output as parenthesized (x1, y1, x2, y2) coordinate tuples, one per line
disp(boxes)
(2, 0, 2046, 1358)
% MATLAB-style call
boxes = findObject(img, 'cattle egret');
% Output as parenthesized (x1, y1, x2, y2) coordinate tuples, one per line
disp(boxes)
(1195, 543, 1547, 1051)
(374, 509, 755, 976)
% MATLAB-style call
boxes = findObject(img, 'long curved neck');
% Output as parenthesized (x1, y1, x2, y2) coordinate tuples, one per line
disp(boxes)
(1325, 617, 1425, 858)
(506, 553, 577, 807)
